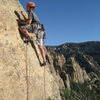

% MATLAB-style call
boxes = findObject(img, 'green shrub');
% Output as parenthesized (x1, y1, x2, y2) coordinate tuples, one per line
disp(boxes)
(60, 88, 76, 100)
(47, 97, 55, 100)
(70, 81, 100, 100)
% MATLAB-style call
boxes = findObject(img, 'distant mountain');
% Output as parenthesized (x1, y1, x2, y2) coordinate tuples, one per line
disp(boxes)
(46, 41, 100, 100)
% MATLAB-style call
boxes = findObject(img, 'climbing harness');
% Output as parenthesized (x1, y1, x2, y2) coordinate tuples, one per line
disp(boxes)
(32, 23, 46, 40)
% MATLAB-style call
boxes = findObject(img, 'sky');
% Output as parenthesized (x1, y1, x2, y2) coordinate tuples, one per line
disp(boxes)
(19, 0, 100, 46)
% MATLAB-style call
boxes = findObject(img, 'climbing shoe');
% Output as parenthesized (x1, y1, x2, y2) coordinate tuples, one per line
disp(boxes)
(24, 37, 33, 42)
(42, 61, 46, 66)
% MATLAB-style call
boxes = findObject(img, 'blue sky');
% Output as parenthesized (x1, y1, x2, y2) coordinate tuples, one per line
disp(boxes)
(19, 0, 100, 46)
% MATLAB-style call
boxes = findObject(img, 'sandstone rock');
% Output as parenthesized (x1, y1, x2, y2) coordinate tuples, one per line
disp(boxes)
(68, 57, 90, 83)
(0, 0, 62, 100)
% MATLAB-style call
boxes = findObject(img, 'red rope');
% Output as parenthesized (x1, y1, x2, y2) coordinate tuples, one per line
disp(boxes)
(44, 65, 46, 100)
(25, 40, 46, 100)
(26, 42, 29, 100)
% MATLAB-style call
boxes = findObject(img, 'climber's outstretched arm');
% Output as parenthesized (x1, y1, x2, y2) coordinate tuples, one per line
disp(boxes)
(17, 18, 32, 25)
(21, 11, 28, 21)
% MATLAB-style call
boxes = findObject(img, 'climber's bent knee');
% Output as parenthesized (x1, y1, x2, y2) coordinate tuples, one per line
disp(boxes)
(38, 45, 42, 49)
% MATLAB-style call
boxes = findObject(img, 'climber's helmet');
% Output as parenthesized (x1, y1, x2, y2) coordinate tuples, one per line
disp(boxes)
(27, 2, 35, 11)
(27, 2, 35, 8)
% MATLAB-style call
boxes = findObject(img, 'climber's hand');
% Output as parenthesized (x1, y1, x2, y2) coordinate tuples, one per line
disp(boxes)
(17, 19, 21, 23)
(21, 11, 24, 16)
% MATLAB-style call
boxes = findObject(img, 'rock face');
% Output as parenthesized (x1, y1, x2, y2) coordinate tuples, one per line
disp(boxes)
(0, 0, 63, 100)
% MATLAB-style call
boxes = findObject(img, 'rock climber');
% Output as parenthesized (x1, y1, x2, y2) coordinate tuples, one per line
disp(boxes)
(17, 2, 46, 65)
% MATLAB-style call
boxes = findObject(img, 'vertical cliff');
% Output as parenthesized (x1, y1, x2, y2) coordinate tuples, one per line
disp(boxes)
(0, 0, 64, 100)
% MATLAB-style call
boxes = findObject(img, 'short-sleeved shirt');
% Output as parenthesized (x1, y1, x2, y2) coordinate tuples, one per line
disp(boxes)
(21, 12, 43, 46)
(28, 12, 40, 24)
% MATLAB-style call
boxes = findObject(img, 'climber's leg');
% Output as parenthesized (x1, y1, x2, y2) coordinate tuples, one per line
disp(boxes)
(37, 39, 46, 64)
(19, 27, 31, 38)
(19, 25, 32, 38)
(38, 45, 46, 64)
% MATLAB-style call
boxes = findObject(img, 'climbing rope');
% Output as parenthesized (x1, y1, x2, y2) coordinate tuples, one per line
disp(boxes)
(43, 44, 47, 100)
(44, 65, 46, 100)
(25, 41, 29, 100)
(25, 38, 46, 100)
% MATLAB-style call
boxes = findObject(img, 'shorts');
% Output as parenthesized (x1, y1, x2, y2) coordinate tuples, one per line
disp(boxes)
(21, 23, 37, 33)
(21, 24, 33, 33)
(21, 24, 44, 46)
(37, 39, 44, 46)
